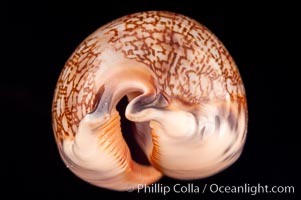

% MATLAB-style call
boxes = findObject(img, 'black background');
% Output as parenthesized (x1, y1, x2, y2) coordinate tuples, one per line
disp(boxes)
(5, 0, 299, 199)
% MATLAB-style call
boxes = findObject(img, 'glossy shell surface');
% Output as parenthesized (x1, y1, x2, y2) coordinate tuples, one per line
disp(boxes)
(52, 11, 247, 191)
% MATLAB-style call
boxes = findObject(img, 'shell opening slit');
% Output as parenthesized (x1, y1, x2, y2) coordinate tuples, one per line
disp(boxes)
(52, 11, 248, 191)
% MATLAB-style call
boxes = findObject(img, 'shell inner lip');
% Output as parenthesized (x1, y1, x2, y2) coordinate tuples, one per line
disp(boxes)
(116, 96, 151, 166)
(88, 86, 161, 166)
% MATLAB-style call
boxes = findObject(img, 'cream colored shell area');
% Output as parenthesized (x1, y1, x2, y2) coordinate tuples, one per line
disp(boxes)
(52, 11, 247, 191)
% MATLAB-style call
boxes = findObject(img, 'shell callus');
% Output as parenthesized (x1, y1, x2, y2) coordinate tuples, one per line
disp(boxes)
(52, 11, 247, 191)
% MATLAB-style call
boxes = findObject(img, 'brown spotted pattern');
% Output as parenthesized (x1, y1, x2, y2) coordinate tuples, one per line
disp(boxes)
(52, 40, 102, 144)
(52, 11, 246, 146)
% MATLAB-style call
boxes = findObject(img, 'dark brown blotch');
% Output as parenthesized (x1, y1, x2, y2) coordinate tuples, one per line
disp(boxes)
(215, 115, 220, 132)
(227, 111, 237, 131)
